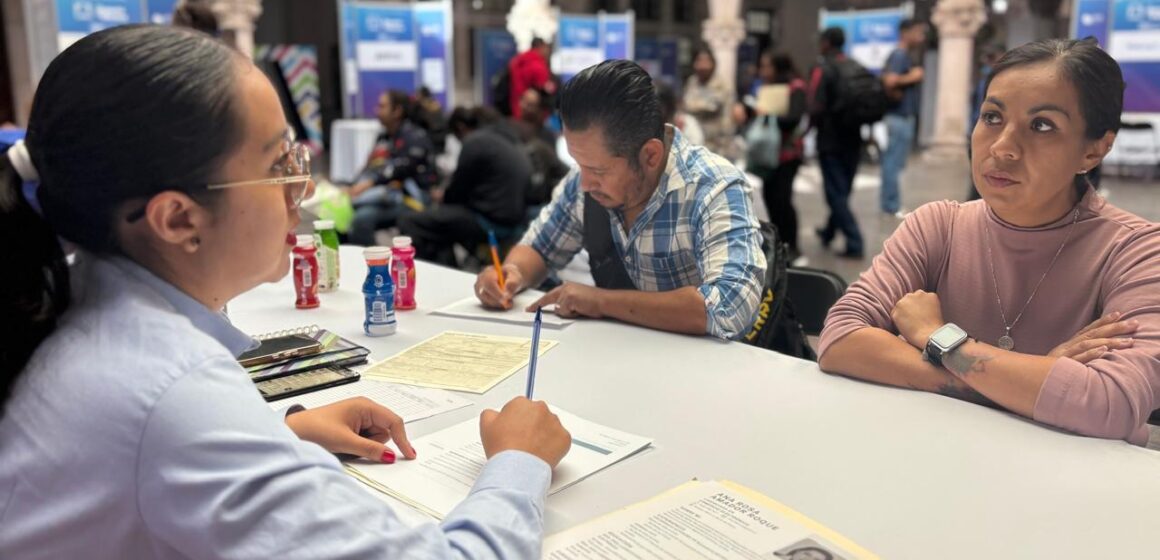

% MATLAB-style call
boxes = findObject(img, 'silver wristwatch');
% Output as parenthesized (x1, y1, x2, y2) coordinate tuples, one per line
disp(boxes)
(922, 323, 969, 368)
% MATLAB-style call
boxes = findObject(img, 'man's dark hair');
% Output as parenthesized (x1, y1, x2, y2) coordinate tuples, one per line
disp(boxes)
(558, 60, 664, 171)
(899, 18, 922, 32)
(384, 90, 412, 121)
(821, 27, 846, 50)
(531, 37, 546, 49)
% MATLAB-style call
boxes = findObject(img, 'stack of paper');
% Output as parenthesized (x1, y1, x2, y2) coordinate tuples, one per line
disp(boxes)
(347, 408, 653, 519)
(431, 292, 574, 328)
(267, 378, 472, 423)
(361, 331, 557, 393)
(544, 480, 879, 559)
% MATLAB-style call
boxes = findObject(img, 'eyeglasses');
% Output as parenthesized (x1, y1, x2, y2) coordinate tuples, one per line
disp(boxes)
(125, 140, 313, 223)
(206, 140, 312, 209)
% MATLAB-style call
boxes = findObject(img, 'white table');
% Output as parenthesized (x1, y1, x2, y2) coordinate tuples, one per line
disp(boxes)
(328, 119, 382, 183)
(228, 247, 1160, 559)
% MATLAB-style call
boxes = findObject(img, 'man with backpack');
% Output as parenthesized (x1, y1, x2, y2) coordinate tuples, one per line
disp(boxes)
(880, 19, 928, 217)
(808, 27, 881, 259)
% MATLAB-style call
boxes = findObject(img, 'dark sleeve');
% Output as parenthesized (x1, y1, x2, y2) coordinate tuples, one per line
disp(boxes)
(778, 86, 807, 129)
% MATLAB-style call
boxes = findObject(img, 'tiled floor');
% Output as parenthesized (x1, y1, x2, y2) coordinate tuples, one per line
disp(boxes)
(783, 156, 1160, 283)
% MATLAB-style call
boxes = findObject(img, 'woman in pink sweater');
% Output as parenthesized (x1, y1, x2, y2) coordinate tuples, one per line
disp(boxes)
(818, 38, 1160, 445)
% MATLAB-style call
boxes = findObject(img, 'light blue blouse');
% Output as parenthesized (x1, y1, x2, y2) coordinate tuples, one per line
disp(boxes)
(0, 254, 551, 558)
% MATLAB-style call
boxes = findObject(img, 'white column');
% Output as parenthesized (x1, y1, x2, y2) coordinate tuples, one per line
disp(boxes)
(927, 0, 987, 161)
(701, 0, 745, 97)
(211, 0, 263, 58)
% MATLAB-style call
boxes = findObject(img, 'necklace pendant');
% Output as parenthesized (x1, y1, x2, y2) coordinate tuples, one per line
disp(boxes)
(998, 335, 1015, 351)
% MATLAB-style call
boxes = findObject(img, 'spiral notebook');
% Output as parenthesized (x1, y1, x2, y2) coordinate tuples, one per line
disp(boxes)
(246, 325, 371, 382)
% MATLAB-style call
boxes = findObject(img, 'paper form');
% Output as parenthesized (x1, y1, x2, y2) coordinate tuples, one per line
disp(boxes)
(360, 331, 557, 393)
(346, 408, 653, 519)
(430, 292, 574, 328)
(543, 480, 879, 559)
(756, 84, 791, 116)
(267, 379, 472, 423)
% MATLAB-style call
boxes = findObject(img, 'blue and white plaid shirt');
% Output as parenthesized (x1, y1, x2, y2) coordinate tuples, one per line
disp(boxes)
(520, 127, 767, 340)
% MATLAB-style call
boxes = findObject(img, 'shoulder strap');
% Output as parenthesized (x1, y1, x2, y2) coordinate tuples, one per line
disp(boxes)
(581, 193, 636, 290)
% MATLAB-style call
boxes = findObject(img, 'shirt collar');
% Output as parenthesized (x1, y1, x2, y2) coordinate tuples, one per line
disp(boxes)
(106, 257, 257, 357)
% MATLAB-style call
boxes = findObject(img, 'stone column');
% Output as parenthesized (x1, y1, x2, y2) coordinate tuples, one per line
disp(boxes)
(211, 0, 263, 58)
(701, 0, 745, 96)
(927, 0, 987, 161)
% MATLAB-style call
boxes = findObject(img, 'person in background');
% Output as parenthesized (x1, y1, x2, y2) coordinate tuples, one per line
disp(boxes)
(683, 46, 734, 157)
(818, 38, 1160, 445)
(413, 86, 450, 153)
(475, 60, 766, 340)
(656, 81, 705, 146)
(514, 86, 558, 147)
(0, 25, 572, 558)
(880, 18, 928, 218)
(510, 37, 553, 119)
(399, 107, 531, 266)
(808, 27, 864, 259)
(751, 51, 807, 262)
(346, 90, 439, 246)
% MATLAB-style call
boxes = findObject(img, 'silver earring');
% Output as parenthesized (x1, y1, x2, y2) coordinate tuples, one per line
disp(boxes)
(1077, 169, 1088, 175)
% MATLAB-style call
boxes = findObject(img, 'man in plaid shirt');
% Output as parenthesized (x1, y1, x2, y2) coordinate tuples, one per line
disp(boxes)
(474, 60, 766, 340)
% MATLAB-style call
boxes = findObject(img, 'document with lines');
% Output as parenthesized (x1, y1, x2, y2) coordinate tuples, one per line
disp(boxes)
(346, 408, 653, 519)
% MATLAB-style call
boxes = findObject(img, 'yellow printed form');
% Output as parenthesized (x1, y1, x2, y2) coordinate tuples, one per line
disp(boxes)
(544, 480, 879, 560)
(361, 331, 557, 393)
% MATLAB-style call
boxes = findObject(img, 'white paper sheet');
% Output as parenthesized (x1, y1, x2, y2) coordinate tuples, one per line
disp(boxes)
(430, 292, 574, 328)
(269, 378, 472, 423)
(347, 408, 653, 519)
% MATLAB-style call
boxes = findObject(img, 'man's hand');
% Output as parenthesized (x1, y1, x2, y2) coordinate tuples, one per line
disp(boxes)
(475, 263, 525, 309)
(529, 282, 605, 318)
(285, 397, 417, 464)
(1048, 312, 1138, 364)
(891, 290, 945, 350)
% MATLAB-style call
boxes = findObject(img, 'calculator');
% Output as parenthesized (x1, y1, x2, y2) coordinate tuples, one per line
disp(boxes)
(256, 365, 360, 402)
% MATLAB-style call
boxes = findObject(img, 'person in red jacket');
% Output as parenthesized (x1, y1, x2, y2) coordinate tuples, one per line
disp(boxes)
(509, 37, 553, 118)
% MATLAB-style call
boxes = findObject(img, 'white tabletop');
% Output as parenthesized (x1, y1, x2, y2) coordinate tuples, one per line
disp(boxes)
(228, 246, 1160, 559)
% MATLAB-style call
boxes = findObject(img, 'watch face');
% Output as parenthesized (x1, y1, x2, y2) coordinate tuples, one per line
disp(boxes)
(931, 324, 968, 348)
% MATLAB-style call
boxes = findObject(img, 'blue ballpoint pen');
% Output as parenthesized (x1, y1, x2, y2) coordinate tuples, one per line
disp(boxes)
(526, 307, 543, 398)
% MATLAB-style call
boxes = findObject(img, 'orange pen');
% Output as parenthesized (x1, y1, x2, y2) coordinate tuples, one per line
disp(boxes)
(488, 230, 506, 291)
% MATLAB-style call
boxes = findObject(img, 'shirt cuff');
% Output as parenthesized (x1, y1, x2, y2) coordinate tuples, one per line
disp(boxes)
(469, 450, 552, 500)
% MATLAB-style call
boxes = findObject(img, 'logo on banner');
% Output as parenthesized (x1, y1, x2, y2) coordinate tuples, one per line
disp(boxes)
(1081, 12, 1106, 26)
(365, 14, 405, 34)
(73, 1, 94, 21)
(858, 21, 894, 41)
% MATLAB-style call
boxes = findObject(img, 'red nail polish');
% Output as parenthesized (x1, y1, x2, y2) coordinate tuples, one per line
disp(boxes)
(381, 449, 396, 464)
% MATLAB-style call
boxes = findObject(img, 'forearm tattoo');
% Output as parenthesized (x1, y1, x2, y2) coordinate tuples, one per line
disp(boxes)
(944, 346, 993, 377)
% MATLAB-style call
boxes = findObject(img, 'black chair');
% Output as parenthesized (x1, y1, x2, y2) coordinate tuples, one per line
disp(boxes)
(786, 267, 848, 336)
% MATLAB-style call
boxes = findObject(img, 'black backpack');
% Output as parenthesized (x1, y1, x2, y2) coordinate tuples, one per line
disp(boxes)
(741, 222, 816, 360)
(832, 58, 887, 127)
(490, 66, 513, 117)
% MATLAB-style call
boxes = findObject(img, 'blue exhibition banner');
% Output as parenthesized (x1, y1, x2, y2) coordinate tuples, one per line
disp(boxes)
(340, 1, 453, 118)
(1074, 0, 1160, 113)
(476, 28, 517, 107)
(557, 12, 635, 82)
(820, 8, 903, 72)
(145, 0, 176, 24)
(1073, 0, 1111, 44)
(56, 0, 144, 50)
(414, 2, 452, 109)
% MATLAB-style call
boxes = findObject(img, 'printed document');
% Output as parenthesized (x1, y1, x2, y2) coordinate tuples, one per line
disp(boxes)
(347, 408, 653, 519)
(361, 331, 557, 393)
(431, 292, 574, 328)
(543, 480, 878, 559)
(268, 378, 471, 423)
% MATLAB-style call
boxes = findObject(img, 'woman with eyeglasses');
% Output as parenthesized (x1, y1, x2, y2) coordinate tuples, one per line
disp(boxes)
(0, 25, 571, 558)
(818, 38, 1160, 445)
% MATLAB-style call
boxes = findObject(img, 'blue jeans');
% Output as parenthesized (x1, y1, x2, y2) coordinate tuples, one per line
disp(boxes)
(880, 114, 915, 214)
(819, 150, 863, 254)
